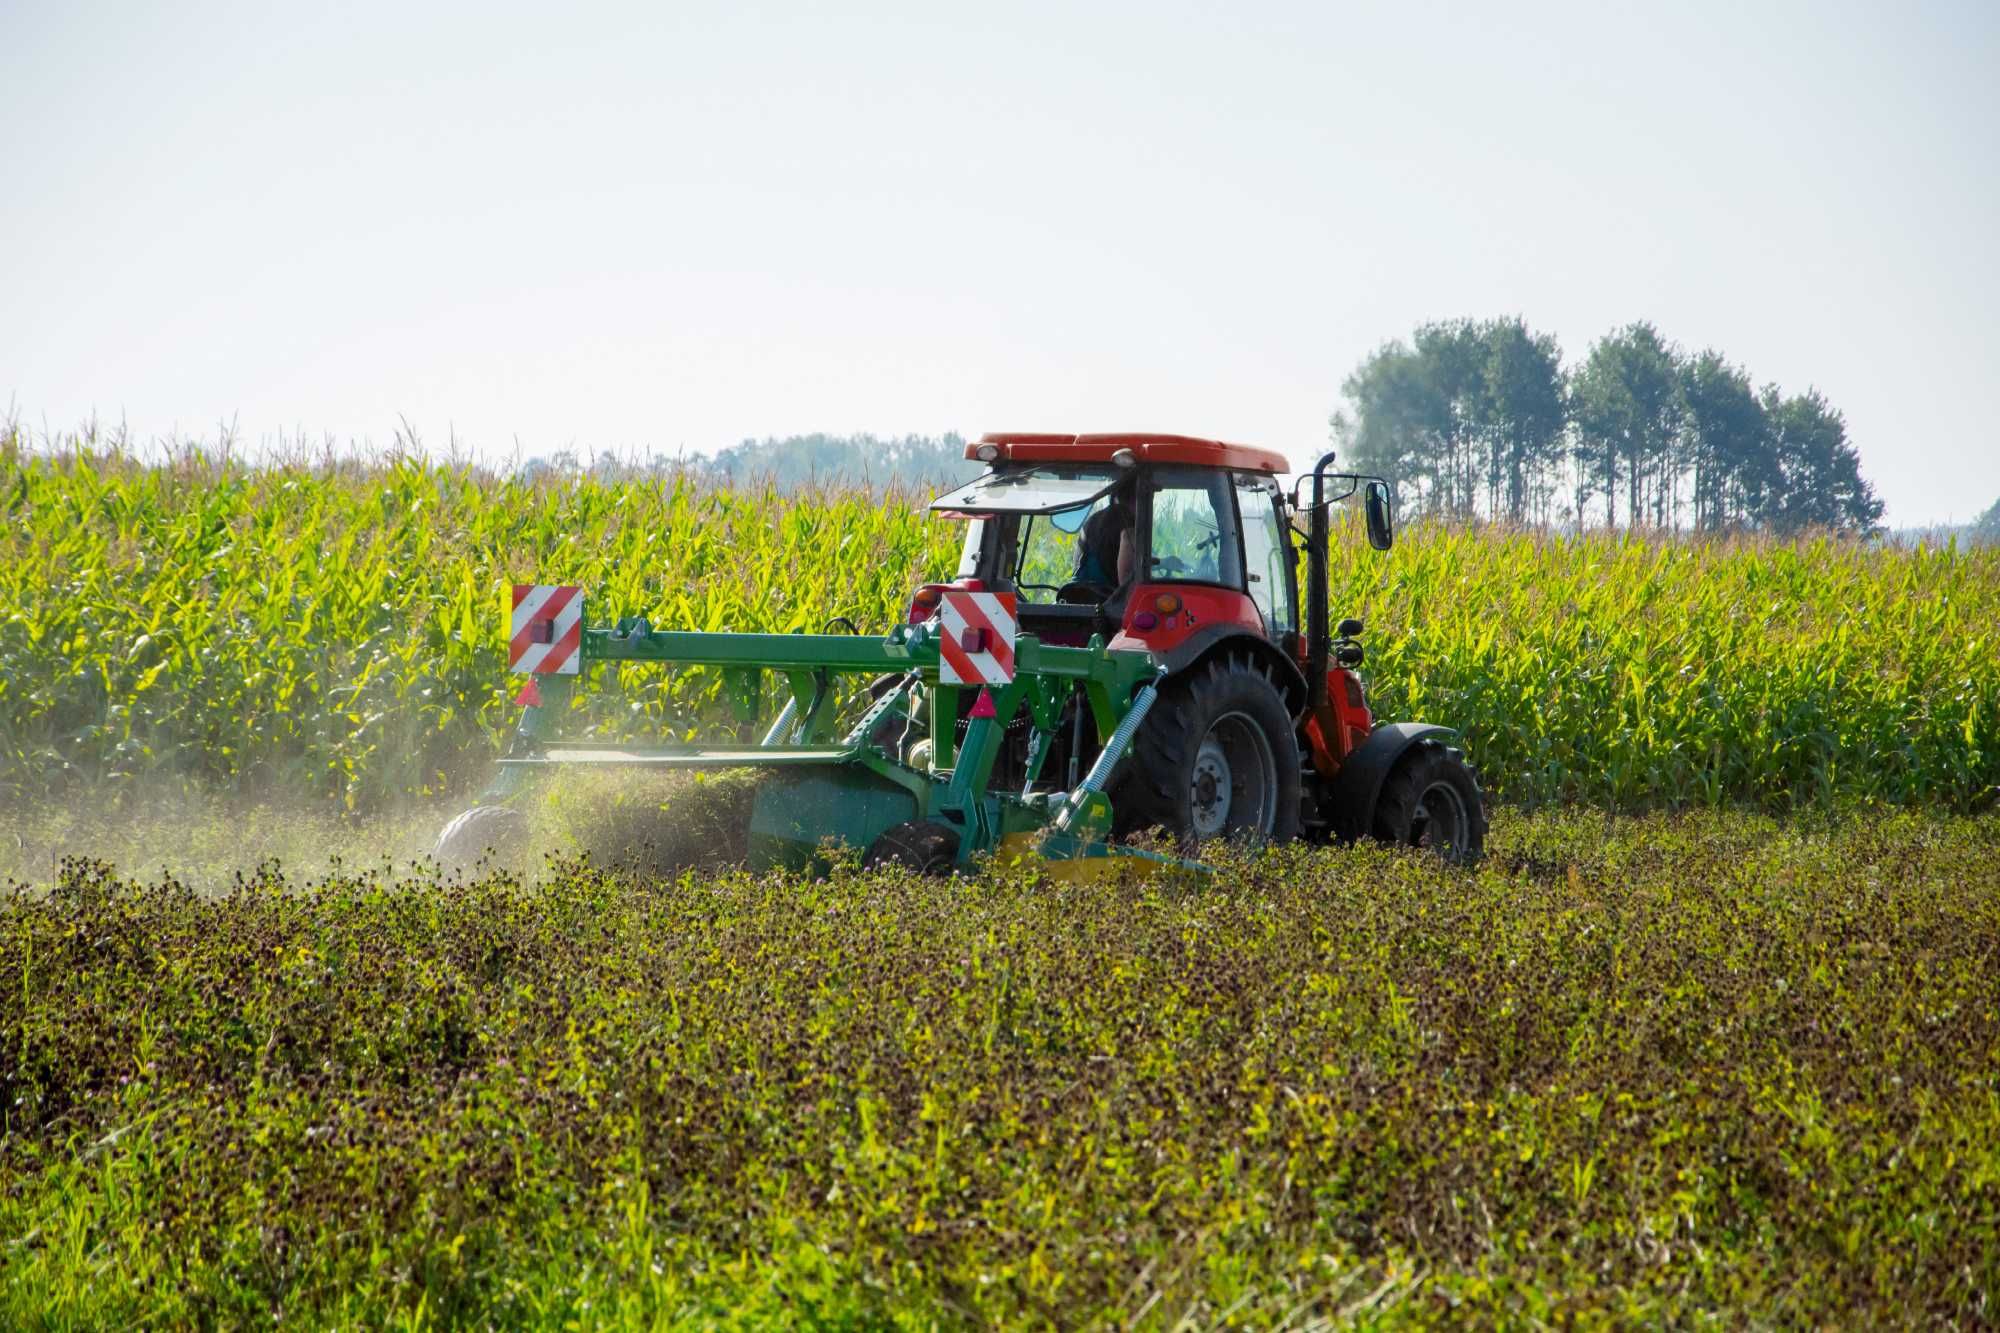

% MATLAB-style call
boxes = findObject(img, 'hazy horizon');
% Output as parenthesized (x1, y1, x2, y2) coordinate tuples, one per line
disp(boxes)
(5, 0, 1995, 525)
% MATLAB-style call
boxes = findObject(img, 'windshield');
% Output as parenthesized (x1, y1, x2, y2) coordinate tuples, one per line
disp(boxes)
(929, 464, 1121, 515)
(1016, 494, 1119, 593)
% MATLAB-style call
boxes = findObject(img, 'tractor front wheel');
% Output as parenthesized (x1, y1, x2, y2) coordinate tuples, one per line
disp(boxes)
(1112, 656, 1301, 848)
(1371, 742, 1486, 865)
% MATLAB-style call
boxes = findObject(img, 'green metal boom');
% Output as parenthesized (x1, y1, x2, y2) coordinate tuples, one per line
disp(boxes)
(485, 612, 1171, 873)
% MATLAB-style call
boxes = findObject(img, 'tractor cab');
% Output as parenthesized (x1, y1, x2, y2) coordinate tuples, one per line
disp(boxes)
(927, 434, 1301, 660)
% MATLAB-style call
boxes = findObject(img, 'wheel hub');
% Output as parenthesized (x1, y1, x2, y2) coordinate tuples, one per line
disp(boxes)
(1411, 779, 1469, 853)
(1187, 711, 1277, 841)
(1190, 739, 1233, 837)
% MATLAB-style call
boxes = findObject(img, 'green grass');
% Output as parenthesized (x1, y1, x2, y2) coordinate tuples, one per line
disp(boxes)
(4, 436, 1997, 814)
(5, 811, 1997, 1327)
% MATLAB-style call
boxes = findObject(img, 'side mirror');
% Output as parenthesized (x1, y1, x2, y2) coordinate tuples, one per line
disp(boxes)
(1364, 480, 1394, 551)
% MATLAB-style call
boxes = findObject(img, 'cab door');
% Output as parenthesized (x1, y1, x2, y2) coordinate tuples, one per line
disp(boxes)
(1140, 466, 1243, 587)
(1234, 472, 1298, 640)
(1115, 465, 1264, 646)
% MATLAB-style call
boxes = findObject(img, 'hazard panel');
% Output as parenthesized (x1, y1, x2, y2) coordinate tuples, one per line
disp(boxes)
(936, 589, 1017, 686)
(510, 584, 584, 675)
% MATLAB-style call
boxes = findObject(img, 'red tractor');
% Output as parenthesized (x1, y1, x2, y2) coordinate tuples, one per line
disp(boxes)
(922, 432, 1485, 861)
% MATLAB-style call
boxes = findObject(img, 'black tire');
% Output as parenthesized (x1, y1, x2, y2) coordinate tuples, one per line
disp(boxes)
(1111, 655, 1302, 848)
(863, 819, 961, 875)
(1371, 742, 1487, 865)
(432, 804, 527, 867)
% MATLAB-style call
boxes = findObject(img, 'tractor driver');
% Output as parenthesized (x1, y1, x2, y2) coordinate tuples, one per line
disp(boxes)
(1069, 492, 1136, 598)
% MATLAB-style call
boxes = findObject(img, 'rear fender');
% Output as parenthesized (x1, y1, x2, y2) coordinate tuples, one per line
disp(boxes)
(1148, 625, 1309, 716)
(1325, 722, 1456, 841)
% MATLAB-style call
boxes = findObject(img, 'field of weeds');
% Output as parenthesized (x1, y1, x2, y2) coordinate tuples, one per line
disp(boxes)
(4, 812, 1998, 1327)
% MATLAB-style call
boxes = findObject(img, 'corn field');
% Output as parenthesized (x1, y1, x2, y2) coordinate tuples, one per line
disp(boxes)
(3, 438, 1995, 811)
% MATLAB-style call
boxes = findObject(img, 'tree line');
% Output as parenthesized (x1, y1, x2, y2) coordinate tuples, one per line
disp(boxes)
(1335, 319, 1884, 533)
(1973, 496, 2000, 545)
(525, 433, 978, 491)
(704, 432, 976, 489)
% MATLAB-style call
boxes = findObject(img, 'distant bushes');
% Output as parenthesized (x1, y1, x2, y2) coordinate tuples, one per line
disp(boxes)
(522, 431, 980, 491)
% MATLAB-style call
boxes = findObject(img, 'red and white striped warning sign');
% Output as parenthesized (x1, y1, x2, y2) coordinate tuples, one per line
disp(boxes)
(937, 589, 1016, 686)
(510, 584, 584, 675)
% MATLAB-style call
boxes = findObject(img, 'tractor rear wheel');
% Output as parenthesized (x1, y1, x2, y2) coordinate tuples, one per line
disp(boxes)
(1371, 741, 1486, 865)
(1112, 656, 1301, 848)
(432, 804, 527, 868)
(864, 819, 961, 875)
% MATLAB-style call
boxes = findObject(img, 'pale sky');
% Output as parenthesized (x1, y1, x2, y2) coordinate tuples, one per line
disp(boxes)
(4, 0, 1996, 524)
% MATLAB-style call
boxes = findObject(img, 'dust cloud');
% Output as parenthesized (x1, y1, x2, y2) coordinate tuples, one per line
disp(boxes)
(0, 770, 767, 892)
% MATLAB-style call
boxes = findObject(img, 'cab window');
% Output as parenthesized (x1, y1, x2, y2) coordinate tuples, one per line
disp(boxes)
(1145, 468, 1242, 588)
(1014, 496, 1113, 594)
(1235, 474, 1296, 634)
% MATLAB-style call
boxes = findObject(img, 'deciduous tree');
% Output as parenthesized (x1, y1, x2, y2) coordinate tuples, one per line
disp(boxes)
(1760, 389, 1883, 534)
(1679, 351, 1770, 531)
(1477, 319, 1568, 524)
(1571, 323, 1683, 529)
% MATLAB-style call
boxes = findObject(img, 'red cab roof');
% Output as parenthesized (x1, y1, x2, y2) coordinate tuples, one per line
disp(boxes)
(968, 432, 1289, 474)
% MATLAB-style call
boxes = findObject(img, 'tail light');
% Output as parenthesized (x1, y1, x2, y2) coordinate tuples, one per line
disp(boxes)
(906, 585, 945, 624)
